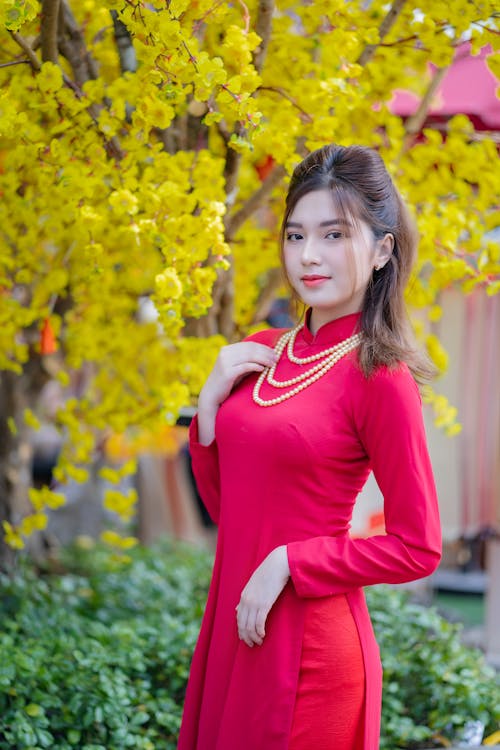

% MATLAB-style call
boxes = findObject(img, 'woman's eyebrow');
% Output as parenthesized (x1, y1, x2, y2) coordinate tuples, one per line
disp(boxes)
(285, 218, 353, 228)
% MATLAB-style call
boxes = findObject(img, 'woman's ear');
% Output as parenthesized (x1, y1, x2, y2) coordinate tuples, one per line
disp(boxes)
(374, 233, 394, 270)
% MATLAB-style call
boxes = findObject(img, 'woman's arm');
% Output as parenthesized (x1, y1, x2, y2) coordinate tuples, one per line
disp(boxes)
(236, 545, 290, 648)
(196, 341, 278, 444)
(188, 415, 222, 524)
(189, 340, 278, 522)
(287, 365, 442, 597)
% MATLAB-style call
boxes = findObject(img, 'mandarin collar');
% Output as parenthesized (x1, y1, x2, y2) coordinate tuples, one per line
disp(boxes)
(299, 309, 362, 346)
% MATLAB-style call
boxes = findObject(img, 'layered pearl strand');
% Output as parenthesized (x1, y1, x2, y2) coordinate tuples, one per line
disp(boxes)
(252, 325, 362, 407)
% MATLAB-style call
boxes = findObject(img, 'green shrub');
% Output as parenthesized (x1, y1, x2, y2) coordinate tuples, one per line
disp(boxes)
(0, 541, 211, 750)
(367, 586, 500, 748)
(0, 541, 498, 749)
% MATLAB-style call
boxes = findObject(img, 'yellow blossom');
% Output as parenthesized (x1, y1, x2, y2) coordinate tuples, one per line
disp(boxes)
(103, 488, 138, 521)
(109, 189, 139, 216)
(101, 529, 138, 549)
(426, 334, 449, 373)
(137, 96, 175, 130)
(2, 521, 24, 550)
(155, 268, 183, 300)
(37, 62, 64, 93)
(19, 513, 48, 535)
(23, 408, 41, 430)
(29, 487, 66, 511)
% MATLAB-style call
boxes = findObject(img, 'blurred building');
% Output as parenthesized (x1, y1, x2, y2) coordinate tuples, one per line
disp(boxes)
(387, 42, 500, 664)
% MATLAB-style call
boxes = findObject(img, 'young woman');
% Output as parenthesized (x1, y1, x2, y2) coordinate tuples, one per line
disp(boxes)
(178, 144, 442, 750)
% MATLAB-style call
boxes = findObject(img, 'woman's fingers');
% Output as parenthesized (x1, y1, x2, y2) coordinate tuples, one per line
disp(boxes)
(220, 342, 277, 372)
(255, 609, 266, 639)
(200, 342, 278, 412)
(247, 608, 265, 645)
(221, 343, 278, 394)
(236, 603, 265, 647)
(236, 604, 253, 647)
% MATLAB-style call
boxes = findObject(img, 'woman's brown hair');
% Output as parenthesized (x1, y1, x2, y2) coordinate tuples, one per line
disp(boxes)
(281, 144, 434, 382)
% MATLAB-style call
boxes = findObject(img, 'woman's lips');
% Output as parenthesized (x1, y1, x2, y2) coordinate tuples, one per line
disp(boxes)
(301, 275, 330, 287)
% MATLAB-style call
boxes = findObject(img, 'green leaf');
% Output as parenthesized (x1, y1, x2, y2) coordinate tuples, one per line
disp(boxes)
(25, 704, 43, 717)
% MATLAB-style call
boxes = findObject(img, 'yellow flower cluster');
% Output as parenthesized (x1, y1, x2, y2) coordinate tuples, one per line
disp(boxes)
(426, 334, 449, 374)
(1, 0, 38, 31)
(2, 522, 25, 550)
(2, 485, 67, 550)
(37, 62, 64, 93)
(101, 529, 137, 566)
(100, 529, 138, 551)
(98, 459, 137, 485)
(423, 392, 462, 438)
(29, 486, 66, 511)
(103, 488, 138, 522)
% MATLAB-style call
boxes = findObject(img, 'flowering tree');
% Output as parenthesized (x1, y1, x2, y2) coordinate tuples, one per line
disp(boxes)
(0, 0, 499, 563)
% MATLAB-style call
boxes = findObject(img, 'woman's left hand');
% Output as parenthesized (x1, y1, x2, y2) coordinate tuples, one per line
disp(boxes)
(236, 546, 290, 647)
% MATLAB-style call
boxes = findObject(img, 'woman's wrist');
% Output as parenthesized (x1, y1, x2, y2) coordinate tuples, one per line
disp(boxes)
(272, 545, 291, 581)
(197, 386, 220, 414)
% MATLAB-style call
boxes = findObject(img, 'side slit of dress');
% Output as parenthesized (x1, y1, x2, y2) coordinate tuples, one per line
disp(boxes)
(288, 594, 366, 750)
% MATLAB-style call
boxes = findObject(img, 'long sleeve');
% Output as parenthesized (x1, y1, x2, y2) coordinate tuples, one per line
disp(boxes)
(188, 414, 221, 525)
(287, 364, 442, 598)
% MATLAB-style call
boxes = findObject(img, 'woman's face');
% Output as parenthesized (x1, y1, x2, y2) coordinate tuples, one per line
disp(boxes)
(283, 188, 391, 333)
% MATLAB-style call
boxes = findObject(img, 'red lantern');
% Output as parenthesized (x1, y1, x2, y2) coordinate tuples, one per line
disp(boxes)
(40, 318, 57, 355)
(255, 155, 275, 182)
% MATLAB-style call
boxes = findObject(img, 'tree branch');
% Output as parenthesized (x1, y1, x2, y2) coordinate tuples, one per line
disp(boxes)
(41, 0, 61, 63)
(192, 1, 224, 37)
(57, 0, 98, 85)
(472, 20, 500, 36)
(258, 86, 313, 122)
(224, 148, 242, 203)
(236, 0, 250, 33)
(225, 162, 286, 240)
(217, 264, 235, 340)
(0, 59, 32, 69)
(429, 124, 500, 144)
(404, 65, 448, 135)
(251, 267, 283, 324)
(9, 32, 41, 70)
(252, 0, 274, 73)
(55, 1, 123, 160)
(111, 10, 137, 73)
(222, 118, 245, 204)
(357, 0, 407, 67)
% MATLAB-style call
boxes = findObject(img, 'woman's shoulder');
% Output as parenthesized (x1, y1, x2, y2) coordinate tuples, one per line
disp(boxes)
(347, 359, 427, 440)
(349, 358, 421, 404)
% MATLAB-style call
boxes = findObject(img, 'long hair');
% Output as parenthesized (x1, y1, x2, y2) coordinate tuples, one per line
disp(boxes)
(280, 144, 434, 382)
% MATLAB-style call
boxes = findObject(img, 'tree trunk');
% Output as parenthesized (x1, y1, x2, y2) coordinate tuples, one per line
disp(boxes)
(0, 371, 31, 569)
(0, 363, 48, 571)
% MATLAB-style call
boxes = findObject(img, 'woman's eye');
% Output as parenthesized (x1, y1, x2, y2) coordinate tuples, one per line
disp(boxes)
(326, 231, 344, 240)
(286, 232, 303, 241)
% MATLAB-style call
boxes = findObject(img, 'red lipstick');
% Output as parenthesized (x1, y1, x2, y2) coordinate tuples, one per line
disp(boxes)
(301, 275, 330, 287)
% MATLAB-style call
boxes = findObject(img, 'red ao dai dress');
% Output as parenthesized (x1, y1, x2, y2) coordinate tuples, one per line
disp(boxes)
(178, 312, 442, 750)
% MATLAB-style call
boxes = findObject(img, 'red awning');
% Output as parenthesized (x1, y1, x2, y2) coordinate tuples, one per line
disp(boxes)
(391, 43, 500, 130)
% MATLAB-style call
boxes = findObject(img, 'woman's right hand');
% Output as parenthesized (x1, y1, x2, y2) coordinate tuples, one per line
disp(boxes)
(197, 341, 278, 444)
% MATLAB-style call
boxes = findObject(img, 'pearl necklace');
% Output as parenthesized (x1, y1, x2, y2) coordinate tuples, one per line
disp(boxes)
(252, 325, 362, 407)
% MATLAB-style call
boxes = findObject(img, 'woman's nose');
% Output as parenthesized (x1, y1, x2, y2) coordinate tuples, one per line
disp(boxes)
(300, 237, 320, 264)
